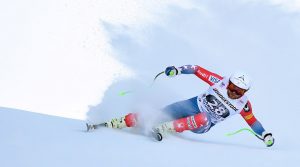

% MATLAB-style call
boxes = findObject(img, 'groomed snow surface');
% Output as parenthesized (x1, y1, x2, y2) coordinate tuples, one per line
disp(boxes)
(1, 106, 298, 167)
(1, 1, 300, 167)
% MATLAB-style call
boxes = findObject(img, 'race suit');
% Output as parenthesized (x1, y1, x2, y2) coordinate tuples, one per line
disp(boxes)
(162, 65, 265, 136)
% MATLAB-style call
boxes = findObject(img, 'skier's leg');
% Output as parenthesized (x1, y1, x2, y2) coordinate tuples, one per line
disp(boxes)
(103, 97, 198, 130)
(152, 112, 211, 140)
(162, 96, 200, 121)
(104, 113, 138, 129)
(152, 96, 206, 140)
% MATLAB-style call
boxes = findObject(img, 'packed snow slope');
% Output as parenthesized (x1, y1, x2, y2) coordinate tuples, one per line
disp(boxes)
(1, 0, 300, 167)
(0, 107, 298, 167)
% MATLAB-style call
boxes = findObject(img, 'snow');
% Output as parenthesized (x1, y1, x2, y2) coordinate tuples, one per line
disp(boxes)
(1, 0, 300, 167)
(1, 107, 298, 167)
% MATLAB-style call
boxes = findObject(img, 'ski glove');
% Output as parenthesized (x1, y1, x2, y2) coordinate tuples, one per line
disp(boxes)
(165, 66, 181, 77)
(262, 132, 274, 147)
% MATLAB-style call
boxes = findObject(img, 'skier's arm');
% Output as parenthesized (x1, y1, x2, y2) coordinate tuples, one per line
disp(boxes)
(165, 65, 223, 85)
(240, 101, 275, 147)
(240, 101, 265, 136)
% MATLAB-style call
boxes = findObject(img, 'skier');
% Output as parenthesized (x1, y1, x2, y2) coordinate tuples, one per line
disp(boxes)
(87, 65, 275, 147)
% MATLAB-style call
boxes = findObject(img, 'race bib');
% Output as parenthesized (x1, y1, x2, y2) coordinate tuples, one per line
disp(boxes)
(203, 94, 230, 121)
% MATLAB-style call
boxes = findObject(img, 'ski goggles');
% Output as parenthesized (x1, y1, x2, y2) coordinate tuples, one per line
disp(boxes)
(227, 81, 247, 96)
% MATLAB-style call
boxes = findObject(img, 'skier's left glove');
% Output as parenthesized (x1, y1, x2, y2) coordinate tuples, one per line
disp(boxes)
(262, 132, 274, 147)
(165, 66, 181, 77)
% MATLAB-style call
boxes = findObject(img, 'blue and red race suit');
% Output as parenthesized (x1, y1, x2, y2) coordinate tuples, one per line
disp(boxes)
(162, 65, 265, 136)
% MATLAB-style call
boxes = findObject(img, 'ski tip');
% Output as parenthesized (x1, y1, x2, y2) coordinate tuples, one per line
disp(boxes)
(86, 123, 90, 132)
(86, 123, 106, 132)
(86, 123, 94, 132)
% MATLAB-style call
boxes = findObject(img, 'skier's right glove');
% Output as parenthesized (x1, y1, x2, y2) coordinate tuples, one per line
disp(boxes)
(262, 132, 274, 147)
(165, 66, 181, 77)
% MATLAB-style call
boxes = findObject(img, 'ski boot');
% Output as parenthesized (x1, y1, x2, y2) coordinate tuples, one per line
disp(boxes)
(151, 121, 175, 141)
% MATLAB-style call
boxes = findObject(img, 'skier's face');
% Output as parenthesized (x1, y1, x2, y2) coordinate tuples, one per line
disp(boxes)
(227, 81, 247, 99)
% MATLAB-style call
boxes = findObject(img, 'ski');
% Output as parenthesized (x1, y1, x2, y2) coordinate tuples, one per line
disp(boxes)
(150, 128, 163, 141)
(86, 123, 107, 132)
(151, 131, 163, 141)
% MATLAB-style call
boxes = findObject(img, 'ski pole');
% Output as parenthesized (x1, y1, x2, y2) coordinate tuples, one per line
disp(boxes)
(119, 71, 164, 96)
(151, 71, 164, 85)
(226, 128, 264, 141)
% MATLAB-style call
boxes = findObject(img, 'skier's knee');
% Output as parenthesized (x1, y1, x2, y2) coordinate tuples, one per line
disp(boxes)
(191, 115, 212, 134)
(191, 125, 211, 134)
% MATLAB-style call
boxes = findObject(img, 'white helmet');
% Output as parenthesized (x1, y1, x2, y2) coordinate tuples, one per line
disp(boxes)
(229, 72, 251, 90)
